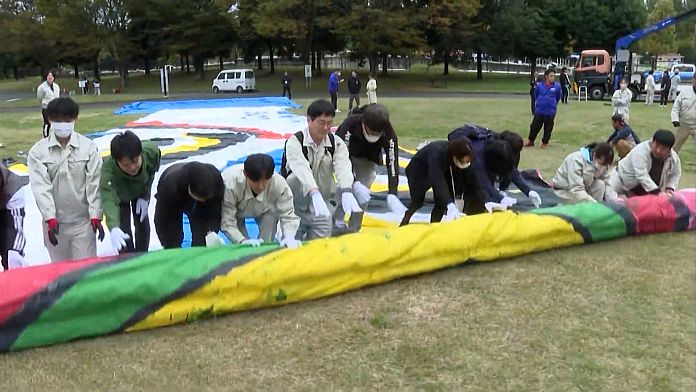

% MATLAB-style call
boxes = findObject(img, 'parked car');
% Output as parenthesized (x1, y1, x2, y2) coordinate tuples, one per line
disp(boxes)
(643, 63, 695, 85)
(212, 69, 256, 93)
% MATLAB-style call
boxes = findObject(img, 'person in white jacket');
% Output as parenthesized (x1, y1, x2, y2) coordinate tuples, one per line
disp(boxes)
(36, 71, 60, 138)
(669, 70, 681, 102)
(220, 154, 300, 248)
(27, 98, 104, 262)
(644, 70, 656, 106)
(281, 99, 361, 240)
(611, 79, 632, 122)
(366, 73, 377, 104)
(671, 76, 696, 153)
(551, 142, 619, 203)
(610, 130, 681, 197)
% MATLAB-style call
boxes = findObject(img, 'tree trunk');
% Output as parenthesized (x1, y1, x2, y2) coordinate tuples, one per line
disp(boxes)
(476, 49, 483, 80)
(73, 64, 79, 79)
(193, 55, 205, 81)
(316, 51, 322, 76)
(530, 57, 537, 80)
(381, 53, 388, 75)
(311, 51, 316, 74)
(219, 55, 223, 71)
(186, 55, 190, 73)
(93, 56, 100, 80)
(443, 51, 449, 76)
(12, 65, 18, 80)
(180, 54, 184, 72)
(269, 45, 275, 74)
(256, 53, 263, 70)
(144, 57, 151, 76)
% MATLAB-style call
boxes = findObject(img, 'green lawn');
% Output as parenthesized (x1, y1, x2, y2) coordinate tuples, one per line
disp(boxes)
(0, 96, 694, 391)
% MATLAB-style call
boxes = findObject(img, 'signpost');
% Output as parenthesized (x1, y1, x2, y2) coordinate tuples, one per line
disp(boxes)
(160, 67, 170, 97)
(305, 64, 312, 88)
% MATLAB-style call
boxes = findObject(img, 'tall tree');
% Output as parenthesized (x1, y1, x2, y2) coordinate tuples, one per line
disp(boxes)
(96, 0, 133, 87)
(638, 0, 678, 57)
(422, 0, 480, 75)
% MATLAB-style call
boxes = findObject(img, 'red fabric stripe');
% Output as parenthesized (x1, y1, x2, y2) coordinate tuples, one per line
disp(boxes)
(0, 257, 112, 326)
(626, 194, 678, 234)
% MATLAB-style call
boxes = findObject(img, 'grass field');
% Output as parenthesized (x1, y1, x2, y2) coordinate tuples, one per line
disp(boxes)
(0, 94, 694, 391)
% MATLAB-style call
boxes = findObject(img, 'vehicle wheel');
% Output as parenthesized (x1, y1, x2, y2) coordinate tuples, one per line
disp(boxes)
(236, 86, 244, 94)
(589, 86, 605, 100)
(213, 86, 220, 94)
(629, 86, 640, 101)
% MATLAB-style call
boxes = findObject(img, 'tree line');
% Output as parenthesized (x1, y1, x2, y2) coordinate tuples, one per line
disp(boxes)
(0, 0, 693, 86)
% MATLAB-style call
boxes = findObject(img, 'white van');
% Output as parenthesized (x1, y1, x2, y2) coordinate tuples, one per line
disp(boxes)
(212, 69, 256, 93)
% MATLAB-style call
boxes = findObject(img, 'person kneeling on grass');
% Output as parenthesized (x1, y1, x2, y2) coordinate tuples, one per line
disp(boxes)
(400, 138, 485, 226)
(0, 164, 26, 270)
(154, 162, 224, 249)
(607, 114, 640, 159)
(220, 154, 301, 249)
(610, 129, 681, 197)
(551, 142, 622, 203)
(28, 97, 104, 262)
(100, 131, 161, 254)
(448, 125, 542, 209)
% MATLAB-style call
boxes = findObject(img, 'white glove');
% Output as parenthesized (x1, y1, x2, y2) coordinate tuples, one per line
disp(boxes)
(135, 198, 149, 223)
(280, 237, 301, 249)
(528, 191, 542, 209)
(205, 231, 225, 247)
(443, 202, 463, 222)
(386, 194, 407, 214)
(499, 190, 508, 198)
(110, 227, 130, 252)
(310, 191, 331, 217)
(241, 239, 264, 247)
(341, 191, 363, 213)
(500, 196, 517, 207)
(352, 181, 372, 205)
(485, 202, 508, 213)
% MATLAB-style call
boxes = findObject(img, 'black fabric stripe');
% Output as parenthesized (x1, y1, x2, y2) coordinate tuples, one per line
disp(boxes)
(670, 197, 691, 232)
(535, 212, 593, 243)
(119, 249, 277, 331)
(604, 201, 637, 236)
(0, 254, 140, 353)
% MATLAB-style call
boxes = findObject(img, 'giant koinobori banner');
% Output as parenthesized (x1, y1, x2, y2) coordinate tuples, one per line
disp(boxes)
(1, 191, 694, 352)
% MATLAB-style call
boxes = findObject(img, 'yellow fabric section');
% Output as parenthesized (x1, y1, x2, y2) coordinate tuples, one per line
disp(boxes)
(128, 212, 583, 332)
(8, 163, 28, 175)
(99, 135, 220, 157)
(369, 183, 410, 193)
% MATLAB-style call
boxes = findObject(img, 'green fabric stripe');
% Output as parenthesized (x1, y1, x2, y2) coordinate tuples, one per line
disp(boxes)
(11, 244, 277, 351)
(532, 202, 627, 242)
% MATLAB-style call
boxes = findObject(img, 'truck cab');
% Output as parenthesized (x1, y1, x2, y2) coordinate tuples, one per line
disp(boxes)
(574, 50, 641, 101)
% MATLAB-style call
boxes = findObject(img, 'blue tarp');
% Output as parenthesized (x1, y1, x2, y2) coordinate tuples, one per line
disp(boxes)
(114, 97, 301, 115)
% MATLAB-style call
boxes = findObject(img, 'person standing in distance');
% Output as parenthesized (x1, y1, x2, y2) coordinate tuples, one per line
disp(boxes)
(282, 72, 292, 99)
(366, 73, 378, 104)
(36, 71, 60, 138)
(645, 70, 656, 106)
(347, 70, 361, 111)
(525, 69, 561, 149)
(671, 76, 696, 153)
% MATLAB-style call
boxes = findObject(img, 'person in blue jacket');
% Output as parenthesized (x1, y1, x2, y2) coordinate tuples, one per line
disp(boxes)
(328, 70, 342, 112)
(525, 69, 562, 149)
(448, 125, 542, 209)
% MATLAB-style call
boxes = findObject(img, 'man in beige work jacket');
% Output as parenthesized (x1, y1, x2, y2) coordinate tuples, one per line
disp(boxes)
(281, 99, 362, 240)
(28, 98, 104, 262)
(220, 154, 300, 248)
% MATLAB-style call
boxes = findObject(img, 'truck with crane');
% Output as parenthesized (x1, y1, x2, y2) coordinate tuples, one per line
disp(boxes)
(573, 7, 696, 101)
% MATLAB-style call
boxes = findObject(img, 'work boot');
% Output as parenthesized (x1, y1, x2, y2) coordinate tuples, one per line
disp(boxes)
(524, 139, 534, 147)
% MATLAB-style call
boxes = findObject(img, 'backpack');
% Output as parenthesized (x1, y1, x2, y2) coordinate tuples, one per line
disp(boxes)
(447, 124, 490, 142)
(280, 131, 336, 178)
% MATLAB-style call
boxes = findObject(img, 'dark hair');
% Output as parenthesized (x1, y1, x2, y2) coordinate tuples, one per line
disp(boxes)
(648, 70, 654, 75)
(46, 71, 55, 79)
(620, 78, 629, 84)
(611, 113, 624, 123)
(484, 140, 514, 180)
(188, 162, 221, 200)
(307, 99, 335, 120)
(46, 97, 79, 121)
(446, 137, 474, 161)
(498, 131, 523, 168)
(244, 154, 275, 181)
(653, 129, 675, 148)
(544, 69, 555, 77)
(362, 104, 391, 133)
(111, 131, 142, 161)
(587, 142, 614, 164)
(561, 67, 567, 72)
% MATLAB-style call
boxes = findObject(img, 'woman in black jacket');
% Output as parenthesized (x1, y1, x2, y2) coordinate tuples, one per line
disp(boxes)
(400, 138, 484, 226)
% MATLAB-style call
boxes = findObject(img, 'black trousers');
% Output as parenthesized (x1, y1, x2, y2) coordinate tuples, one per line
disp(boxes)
(154, 201, 210, 249)
(0, 208, 25, 270)
(348, 94, 360, 110)
(330, 92, 338, 110)
(660, 88, 669, 105)
(528, 115, 555, 144)
(282, 86, 291, 99)
(400, 164, 484, 226)
(530, 91, 535, 115)
(41, 108, 50, 138)
(561, 86, 569, 103)
(118, 201, 150, 253)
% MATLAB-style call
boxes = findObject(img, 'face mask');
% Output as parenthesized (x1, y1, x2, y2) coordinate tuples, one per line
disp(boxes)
(363, 128, 382, 143)
(52, 122, 74, 138)
(453, 159, 471, 170)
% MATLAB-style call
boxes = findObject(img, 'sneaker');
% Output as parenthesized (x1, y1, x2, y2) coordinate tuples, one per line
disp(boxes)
(335, 109, 342, 113)
(541, 143, 549, 149)
(524, 140, 535, 147)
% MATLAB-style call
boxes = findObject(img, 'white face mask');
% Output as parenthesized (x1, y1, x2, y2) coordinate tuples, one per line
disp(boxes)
(52, 122, 75, 139)
(453, 159, 471, 170)
(362, 128, 382, 143)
